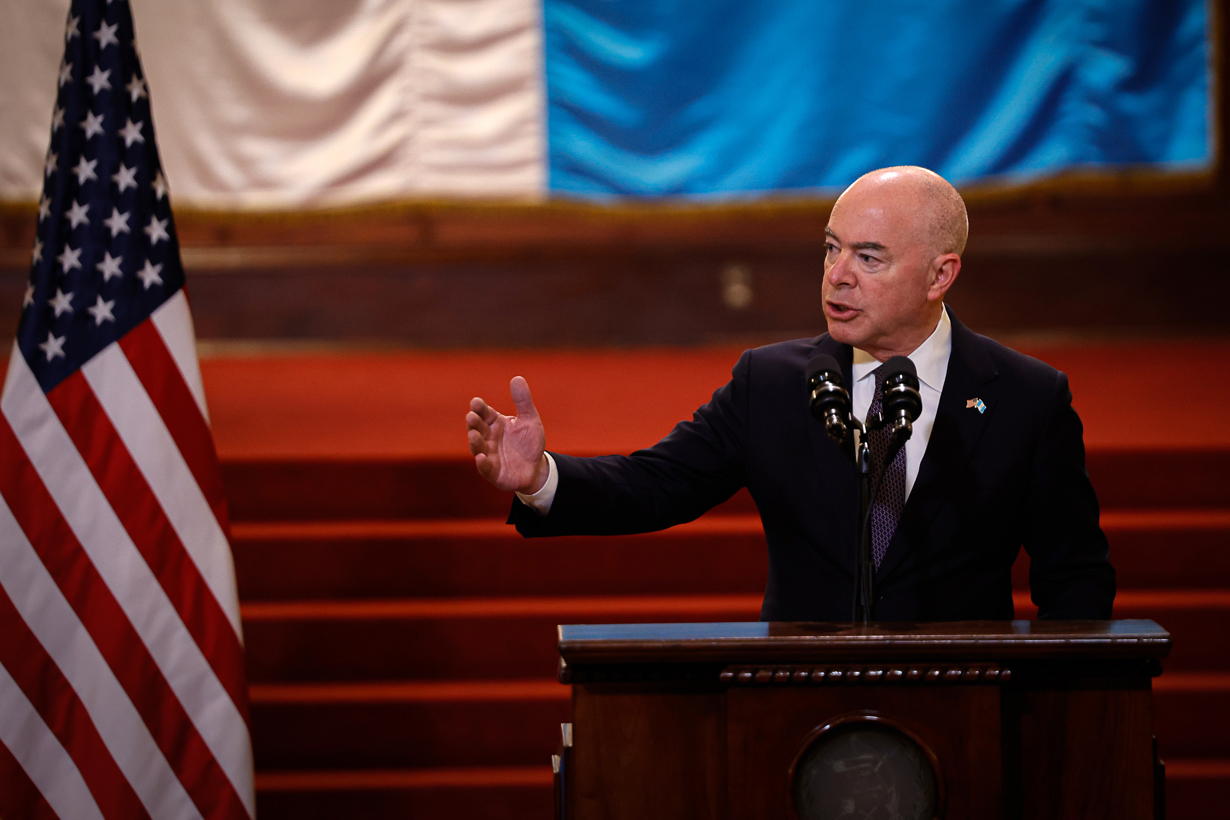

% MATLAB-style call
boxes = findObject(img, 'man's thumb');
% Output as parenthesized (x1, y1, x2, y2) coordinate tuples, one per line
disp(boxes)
(509, 376, 538, 420)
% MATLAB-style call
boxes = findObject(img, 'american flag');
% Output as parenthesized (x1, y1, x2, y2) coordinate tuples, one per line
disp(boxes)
(1, 1, 254, 819)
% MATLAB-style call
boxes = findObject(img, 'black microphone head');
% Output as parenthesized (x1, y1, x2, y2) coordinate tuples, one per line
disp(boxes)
(805, 353, 851, 442)
(881, 355, 918, 384)
(881, 355, 922, 427)
(805, 353, 843, 387)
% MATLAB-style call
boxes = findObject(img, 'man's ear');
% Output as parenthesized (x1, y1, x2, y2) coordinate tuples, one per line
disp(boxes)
(928, 253, 961, 300)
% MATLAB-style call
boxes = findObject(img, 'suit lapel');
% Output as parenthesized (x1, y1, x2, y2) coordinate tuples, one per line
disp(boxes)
(875, 313, 999, 584)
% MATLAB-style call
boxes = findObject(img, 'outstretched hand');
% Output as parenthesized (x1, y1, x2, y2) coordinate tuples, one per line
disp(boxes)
(466, 376, 549, 494)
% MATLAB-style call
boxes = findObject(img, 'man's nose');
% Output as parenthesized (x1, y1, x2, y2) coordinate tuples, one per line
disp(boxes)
(826, 251, 854, 286)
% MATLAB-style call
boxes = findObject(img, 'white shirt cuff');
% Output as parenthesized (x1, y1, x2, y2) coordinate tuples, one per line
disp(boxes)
(515, 452, 558, 515)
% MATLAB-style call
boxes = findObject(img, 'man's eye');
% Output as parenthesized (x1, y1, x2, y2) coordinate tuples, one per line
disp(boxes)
(859, 254, 879, 265)
(824, 242, 837, 255)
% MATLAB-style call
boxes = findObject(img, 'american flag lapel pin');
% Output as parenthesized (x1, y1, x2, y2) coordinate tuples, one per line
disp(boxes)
(966, 398, 987, 414)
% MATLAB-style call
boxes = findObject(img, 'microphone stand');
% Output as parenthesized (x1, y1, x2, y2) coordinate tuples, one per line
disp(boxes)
(853, 425, 873, 624)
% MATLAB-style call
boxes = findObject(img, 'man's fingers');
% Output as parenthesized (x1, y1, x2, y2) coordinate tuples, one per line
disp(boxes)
(465, 410, 492, 438)
(467, 427, 487, 456)
(473, 452, 497, 481)
(470, 396, 499, 424)
(509, 376, 539, 420)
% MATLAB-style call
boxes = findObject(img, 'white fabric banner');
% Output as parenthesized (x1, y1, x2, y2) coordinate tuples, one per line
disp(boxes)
(0, 0, 546, 209)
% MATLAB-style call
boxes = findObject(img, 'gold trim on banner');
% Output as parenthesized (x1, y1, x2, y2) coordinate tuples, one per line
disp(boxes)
(1, 163, 1218, 250)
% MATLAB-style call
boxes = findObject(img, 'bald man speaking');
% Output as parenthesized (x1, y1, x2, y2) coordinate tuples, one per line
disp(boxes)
(466, 167, 1115, 621)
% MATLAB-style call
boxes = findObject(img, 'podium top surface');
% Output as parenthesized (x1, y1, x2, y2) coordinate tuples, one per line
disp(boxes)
(557, 620, 1171, 666)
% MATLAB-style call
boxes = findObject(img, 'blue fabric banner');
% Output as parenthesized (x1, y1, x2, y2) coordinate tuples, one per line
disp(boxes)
(544, 0, 1211, 198)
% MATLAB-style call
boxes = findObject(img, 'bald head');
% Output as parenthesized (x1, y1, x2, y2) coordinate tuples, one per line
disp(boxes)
(821, 166, 966, 360)
(838, 166, 968, 257)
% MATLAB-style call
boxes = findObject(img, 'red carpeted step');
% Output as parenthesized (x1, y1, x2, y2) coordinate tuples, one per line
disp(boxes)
(232, 517, 769, 601)
(1163, 760, 1230, 820)
(223, 458, 511, 522)
(221, 458, 759, 522)
(1153, 674, 1230, 759)
(250, 679, 568, 770)
(1011, 509, 1230, 590)
(234, 509, 1229, 602)
(221, 449, 1230, 523)
(1101, 510, 1230, 588)
(241, 594, 763, 683)
(241, 591, 1226, 683)
(1088, 449, 1230, 509)
(255, 767, 553, 820)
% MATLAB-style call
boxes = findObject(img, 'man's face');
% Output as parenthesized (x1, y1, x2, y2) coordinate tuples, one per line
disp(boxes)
(821, 180, 943, 361)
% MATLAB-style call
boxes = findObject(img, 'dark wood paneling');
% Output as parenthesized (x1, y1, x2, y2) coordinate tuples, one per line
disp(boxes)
(4, 193, 1227, 345)
(571, 684, 728, 820)
(1007, 681, 1155, 820)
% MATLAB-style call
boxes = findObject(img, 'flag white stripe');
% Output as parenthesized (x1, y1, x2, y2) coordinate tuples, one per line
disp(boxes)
(150, 292, 210, 424)
(82, 344, 241, 636)
(1, 348, 255, 818)
(2, 344, 25, 408)
(0, 494, 199, 820)
(0, 662, 107, 820)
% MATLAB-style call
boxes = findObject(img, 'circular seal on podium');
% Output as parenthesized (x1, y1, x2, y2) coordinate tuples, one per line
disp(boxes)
(789, 713, 942, 820)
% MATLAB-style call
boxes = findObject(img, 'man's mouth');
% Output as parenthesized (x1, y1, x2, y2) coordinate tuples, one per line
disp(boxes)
(826, 301, 859, 320)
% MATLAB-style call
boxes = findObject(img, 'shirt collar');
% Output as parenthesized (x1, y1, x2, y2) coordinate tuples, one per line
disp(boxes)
(851, 306, 952, 393)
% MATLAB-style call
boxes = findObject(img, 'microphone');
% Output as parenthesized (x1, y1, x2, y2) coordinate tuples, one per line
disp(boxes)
(880, 356, 922, 439)
(806, 354, 851, 444)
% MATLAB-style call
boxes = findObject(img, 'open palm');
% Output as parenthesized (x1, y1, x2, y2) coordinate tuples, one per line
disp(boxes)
(466, 376, 548, 494)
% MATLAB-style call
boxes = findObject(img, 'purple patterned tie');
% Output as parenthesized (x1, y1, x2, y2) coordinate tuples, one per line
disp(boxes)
(867, 366, 907, 568)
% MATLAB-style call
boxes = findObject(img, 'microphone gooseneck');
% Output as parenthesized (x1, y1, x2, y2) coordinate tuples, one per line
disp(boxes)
(806, 354, 851, 444)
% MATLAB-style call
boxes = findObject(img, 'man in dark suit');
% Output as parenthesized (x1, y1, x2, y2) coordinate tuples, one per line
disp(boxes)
(465, 166, 1115, 621)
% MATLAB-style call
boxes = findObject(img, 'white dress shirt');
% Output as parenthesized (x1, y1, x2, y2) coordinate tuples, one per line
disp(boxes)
(518, 306, 953, 512)
(850, 307, 951, 500)
(516, 452, 559, 513)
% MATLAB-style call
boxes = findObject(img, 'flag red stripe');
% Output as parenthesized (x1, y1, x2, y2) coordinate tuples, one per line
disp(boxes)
(47, 372, 251, 726)
(0, 411, 249, 820)
(0, 735, 61, 820)
(0, 584, 150, 820)
(120, 322, 231, 538)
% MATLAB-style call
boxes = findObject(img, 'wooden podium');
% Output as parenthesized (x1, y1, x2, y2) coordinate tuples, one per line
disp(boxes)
(553, 620, 1170, 820)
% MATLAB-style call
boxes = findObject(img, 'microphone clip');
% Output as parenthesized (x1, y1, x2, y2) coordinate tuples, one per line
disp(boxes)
(864, 408, 914, 443)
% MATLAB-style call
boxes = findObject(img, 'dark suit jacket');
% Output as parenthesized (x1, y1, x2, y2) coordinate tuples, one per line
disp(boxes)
(510, 314, 1115, 622)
